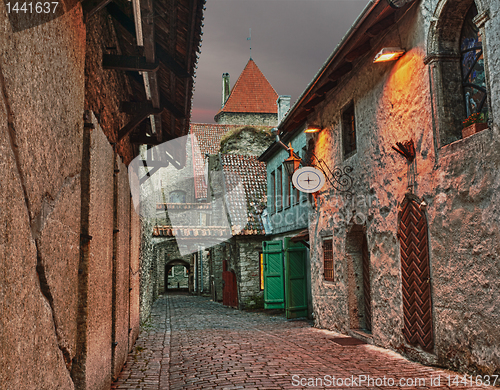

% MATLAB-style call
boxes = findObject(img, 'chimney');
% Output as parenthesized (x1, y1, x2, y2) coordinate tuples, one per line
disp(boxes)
(222, 73, 230, 108)
(277, 95, 291, 124)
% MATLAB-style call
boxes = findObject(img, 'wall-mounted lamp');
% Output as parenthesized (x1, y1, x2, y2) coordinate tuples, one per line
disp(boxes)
(373, 47, 405, 63)
(305, 127, 322, 134)
(282, 144, 302, 178)
(275, 136, 353, 197)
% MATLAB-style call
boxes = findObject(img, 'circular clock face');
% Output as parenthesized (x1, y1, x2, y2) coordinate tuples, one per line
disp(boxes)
(292, 167, 326, 193)
(386, 0, 414, 8)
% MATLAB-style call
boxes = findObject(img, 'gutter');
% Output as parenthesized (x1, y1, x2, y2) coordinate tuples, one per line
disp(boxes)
(279, 0, 382, 133)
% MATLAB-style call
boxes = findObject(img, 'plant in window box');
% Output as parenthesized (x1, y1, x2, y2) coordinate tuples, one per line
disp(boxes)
(462, 112, 488, 138)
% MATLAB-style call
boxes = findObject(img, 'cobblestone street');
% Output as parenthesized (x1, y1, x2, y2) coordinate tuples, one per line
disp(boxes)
(111, 294, 490, 389)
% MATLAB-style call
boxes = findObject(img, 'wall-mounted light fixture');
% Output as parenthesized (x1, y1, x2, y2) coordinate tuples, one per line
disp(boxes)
(282, 144, 302, 178)
(305, 126, 322, 134)
(273, 131, 353, 196)
(373, 47, 405, 63)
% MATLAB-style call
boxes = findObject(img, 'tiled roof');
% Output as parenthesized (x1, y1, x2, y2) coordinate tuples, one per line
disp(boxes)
(190, 124, 240, 199)
(218, 59, 278, 115)
(190, 123, 240, 155)
(221, 154, 267, 235)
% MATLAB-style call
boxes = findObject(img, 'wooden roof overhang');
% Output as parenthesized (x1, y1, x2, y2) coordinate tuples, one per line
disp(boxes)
(277, 0, 416, 138)
(82, 0, 205, 168)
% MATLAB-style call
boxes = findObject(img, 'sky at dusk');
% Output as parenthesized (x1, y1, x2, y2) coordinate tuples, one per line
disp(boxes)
(190, 0, 370, 124)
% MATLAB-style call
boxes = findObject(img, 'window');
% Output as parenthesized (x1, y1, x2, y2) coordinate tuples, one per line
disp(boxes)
(342, 103, 356, 158)
(323, 239, 334, 281)
(169, 190, 186, 203)
(270, 171, 276, 213)
(277, 166, 283, 211)
(168, 267, 174, 277)
(426, 0, 490, 146)
(183, 267, 188, 277)
(460, 3, 488, 121)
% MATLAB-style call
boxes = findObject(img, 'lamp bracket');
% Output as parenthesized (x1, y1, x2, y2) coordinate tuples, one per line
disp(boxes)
(303, 152, 354, 198)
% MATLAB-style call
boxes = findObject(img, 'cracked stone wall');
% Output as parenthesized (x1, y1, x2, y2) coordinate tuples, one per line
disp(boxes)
(0, 4, 85, 389)
(308, 0, 500, 376)
(0, 4, 141, 390)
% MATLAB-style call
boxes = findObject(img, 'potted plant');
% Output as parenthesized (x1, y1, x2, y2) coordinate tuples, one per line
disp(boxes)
(462, 112, 488, 138)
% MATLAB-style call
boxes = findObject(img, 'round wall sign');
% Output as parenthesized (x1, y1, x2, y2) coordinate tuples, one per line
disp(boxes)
(292, 167, 326, 193)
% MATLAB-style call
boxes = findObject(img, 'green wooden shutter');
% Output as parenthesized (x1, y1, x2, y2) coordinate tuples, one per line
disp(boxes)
(263, 240, 284, 309)
(284, 237, 308, 319)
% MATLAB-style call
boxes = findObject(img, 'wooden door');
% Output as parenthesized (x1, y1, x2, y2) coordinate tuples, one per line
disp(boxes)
(284, 238, 308, 319)
(399, 197, 433, 351)
(263, 241, 284, 309)
(222, 270, 238, 308)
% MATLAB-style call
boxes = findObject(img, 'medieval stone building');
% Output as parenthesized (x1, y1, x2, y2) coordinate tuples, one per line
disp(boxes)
(271, 0, 500, 377)
(0, 0, 204, 388)
(152, 58, 289, 309)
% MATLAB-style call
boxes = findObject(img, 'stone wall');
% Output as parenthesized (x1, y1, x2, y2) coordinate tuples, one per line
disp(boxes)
(215, 112, 278, 126)
(0, 4, 84, 389)
(227, 236, 264, 310)
(0, 5, 141, 389)
(308, 0, 500, 376)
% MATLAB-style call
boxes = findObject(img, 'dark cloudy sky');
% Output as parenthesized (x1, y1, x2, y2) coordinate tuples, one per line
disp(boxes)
(190, 0, 370, 124)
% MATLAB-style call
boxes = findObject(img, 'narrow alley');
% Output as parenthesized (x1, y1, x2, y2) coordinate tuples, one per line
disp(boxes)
(111, 294, 491, 390)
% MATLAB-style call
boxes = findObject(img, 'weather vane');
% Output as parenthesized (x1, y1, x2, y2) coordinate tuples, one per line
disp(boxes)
(247, 28, 252, 59)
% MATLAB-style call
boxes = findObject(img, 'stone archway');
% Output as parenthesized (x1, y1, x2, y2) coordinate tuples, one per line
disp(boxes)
(165, 259, 191, 292)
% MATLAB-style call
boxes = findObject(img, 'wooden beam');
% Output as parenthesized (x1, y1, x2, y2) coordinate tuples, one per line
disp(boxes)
(103, 54, 160, 72)
(106, 2, 135, 36)
(366, 13, 396, 37)
(315, 80, 338, 96)
(303, 94, 326, 110)
(156, 45, 192, 79)
(117, 106, 162, 142)
(139, 166, 160, 185)
(345, 40, 372, 62)
(82, 0, 112, 21)
(160, 95, 185, 119)
(328, 62, 353, 81)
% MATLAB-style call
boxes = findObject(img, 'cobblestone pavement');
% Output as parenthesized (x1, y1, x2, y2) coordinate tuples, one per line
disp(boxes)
(112, 294, 492, 389)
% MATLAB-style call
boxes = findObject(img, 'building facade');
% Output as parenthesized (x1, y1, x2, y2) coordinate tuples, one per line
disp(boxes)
(274, 0, 500, 377)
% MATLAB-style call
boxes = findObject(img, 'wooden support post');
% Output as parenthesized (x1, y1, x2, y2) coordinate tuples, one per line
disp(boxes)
(82, 0, 112, 21)
(117, 106, 162, 142)
(103, 54, 160, 72)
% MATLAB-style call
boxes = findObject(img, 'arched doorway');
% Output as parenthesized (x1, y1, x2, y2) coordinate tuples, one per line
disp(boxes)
(165, 259, 190, 292)
(346, 224, 372, 332)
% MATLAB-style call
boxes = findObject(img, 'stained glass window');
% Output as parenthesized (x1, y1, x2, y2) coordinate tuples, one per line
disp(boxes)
(460, 3, 488, 120)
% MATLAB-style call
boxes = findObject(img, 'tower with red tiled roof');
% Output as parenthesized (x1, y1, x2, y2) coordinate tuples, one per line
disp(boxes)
(214, 59, 280, 126)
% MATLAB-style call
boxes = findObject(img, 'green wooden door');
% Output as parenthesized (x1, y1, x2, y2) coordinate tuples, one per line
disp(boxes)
(284, 238, 308, 319)
(263, 240, 284, 309)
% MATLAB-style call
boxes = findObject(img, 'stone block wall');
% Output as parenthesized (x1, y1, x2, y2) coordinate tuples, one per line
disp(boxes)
(232, 237, 264, 309)
(0, 5, 142, 389)
(215, 111, 278, 126)
(307, 0, 500, 376)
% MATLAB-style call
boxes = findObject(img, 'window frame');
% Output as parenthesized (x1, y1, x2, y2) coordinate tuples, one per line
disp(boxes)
(342, 102, 357, 159)
(270, 170, 276, 214)
(323, 239, 334, 282)
(276, 166, 283, 211)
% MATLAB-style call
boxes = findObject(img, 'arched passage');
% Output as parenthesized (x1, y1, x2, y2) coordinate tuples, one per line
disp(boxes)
(165, 259, 190, 291)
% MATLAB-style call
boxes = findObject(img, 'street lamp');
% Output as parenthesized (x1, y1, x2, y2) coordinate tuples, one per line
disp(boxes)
(282, 143, 302, 178)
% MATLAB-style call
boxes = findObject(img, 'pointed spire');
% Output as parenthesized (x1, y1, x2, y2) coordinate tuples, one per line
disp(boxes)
(218, 59, 278, 114)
